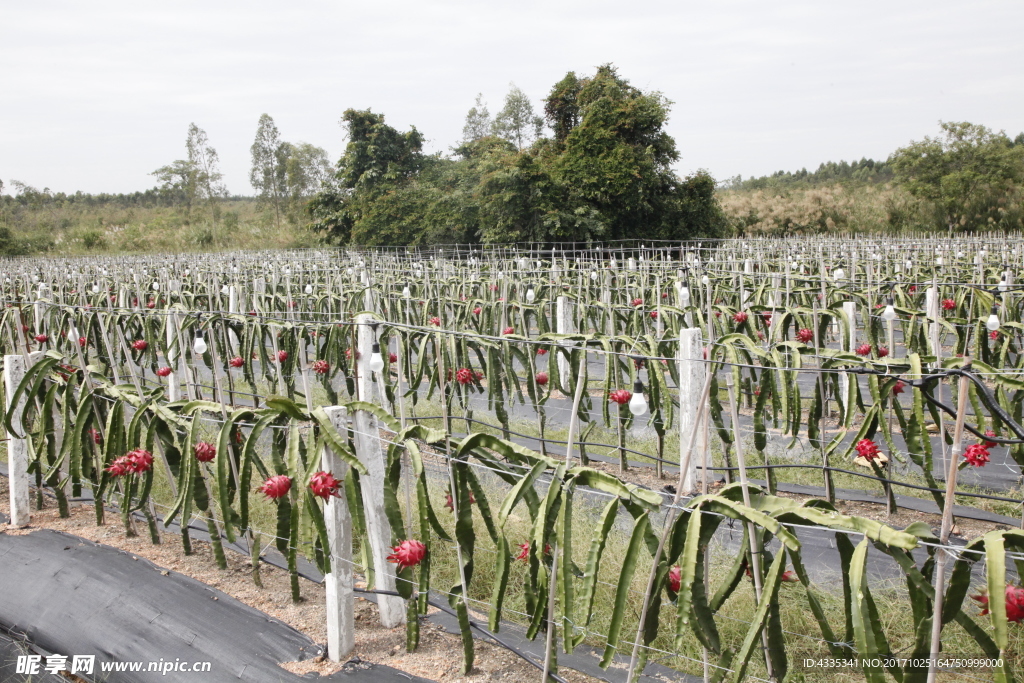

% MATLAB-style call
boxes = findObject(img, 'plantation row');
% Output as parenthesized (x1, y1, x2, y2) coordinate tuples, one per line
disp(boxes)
(2, 239, 1024, 682)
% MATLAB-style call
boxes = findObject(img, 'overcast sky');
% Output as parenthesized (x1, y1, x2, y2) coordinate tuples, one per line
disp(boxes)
(2, 0, 1022, 196)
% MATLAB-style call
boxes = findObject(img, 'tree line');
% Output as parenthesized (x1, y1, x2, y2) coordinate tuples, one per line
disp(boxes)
(308, 65, 728, 246)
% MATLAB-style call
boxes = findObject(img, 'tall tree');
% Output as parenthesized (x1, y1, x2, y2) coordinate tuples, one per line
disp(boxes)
(308, 109, 425, 244)
(891, 121, 1024, 231)
(285, 142, 334, 199)
(152, 123, 224, 224)
(250, 114, 288, 230)
(462, 94, 493, 144)
(492, 84, 543, 151)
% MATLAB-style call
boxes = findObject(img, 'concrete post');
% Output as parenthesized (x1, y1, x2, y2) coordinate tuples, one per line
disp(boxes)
(5, 352, 40, 527)
(677, 329, 706, 495)
(323, 406, 355, 660)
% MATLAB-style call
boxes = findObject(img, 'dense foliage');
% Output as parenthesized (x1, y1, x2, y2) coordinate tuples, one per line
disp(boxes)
(309, 65, 727, 246)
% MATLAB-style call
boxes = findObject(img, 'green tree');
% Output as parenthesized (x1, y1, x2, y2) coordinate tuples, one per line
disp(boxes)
(308, 109, 425, 244)
(462, 94, 493, 144)
(250, 114, 288, 230)
(891, 121, 1024, 231)
(152, 123, 225, 224)
(492, 84, 543, 150)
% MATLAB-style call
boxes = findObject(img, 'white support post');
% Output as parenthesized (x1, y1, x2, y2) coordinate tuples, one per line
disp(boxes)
(356, 313, 391, 414)
(840, 301, 857, 422)
(556, 296, 575, 384)
(677, 329, 706, 495)
(351, 407, 406, 628)
(5, 352, 40, 527)
(322, 406, 355, 660)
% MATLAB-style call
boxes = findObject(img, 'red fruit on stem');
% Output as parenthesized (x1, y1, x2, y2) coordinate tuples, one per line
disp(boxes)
(229, 356, 244, 368)
(535, 372, 549, 385)
(87, 427, 102, 444)
(733, 311, 748, 324)
(502, 326, 514, 335)
(147, 301, 156, 309)
(473, 307, 481, 315)
(106, 457, 130, 477)
(429, 317, 441, 326)
(668, 566, 681, 593)
(855, 439, 881, 461)
(796, 328, 814, 343)
(878, 346, 889, 357)
(387, 539, 427, 570)
(893, 381, 906, 395)
(984, 430, 998, 448)
(194, 442, 216, 462)
(309, 471, 342, 499)
(964, 443, 990, 467)
(972, 585, 1024, 622)
(312, 359, 330, 375)
(781, 570, 800, 583)
(474, 370, 484, 380)
(856, 343, 872, 356)
(389, 352, 398, 363)
(990, 330, 1000, 341)
(455, 367, 474, 385)
(536, 348, 548, 355)
(609, 389, 632, 405)
(941, 299, 956, 311)
(125, 449, 153, 474)
(19, 324, 29, 332)
(277, 350, 289, 362)
(132, 339, 148, 351)
(259, 474, 292, 500)
(78, 336, 87, 347)
(34, 334, 48, 343)
(756, 331, 765, 341)
(156, 366, 172, 377)
(631, 298, 644, 307)
(649, 311, 658, 319)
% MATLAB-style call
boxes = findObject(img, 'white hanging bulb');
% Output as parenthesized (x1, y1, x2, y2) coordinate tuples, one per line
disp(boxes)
(590, 270, 598, 281)
(701, 275, 710, 285)
(369, 342, 385, 372)
(305, 284, 313, 294)
(999, 279, 1008, 293)
(957, 251, 965, 259)
(881, 298, 897, 322)
(681, 287, 691, 304)
(611, 258, 617, 269)
(402, 283, 411, 298)
(91, 283, 100, 293)
(193, 332, 208, 355)
(152, 282, 160, 291)
(628, 379, 648, 416)
(497, 271, 504, 280)
(526, 286, 536, 303)
(221, 285, 229, 295)
(987, 306, 1001, 331)
(415, 269, 422, 279)
(936, 257, 944, 266)
(346, 267, 354, 275)
(833, 268, 845, 280)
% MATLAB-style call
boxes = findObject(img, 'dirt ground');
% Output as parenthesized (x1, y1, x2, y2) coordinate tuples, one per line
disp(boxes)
(0, 476, 600, 683)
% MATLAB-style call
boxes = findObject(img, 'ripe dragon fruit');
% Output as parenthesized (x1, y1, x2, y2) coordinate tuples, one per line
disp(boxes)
(796, 328, 814, 343)
(132, 339, 148, 351)
(535, 372, 549, 385)
(156, 366, 173, 377)
(276, 350, 288, 362)
(733, 311, 748, 324)
(972, 584, 1024, 622)
(455, 367, 474, 385)
(194, 441, 216, 463)
(609, 389, 632, 405)
(964, 443, 990, 467)
(259, 474, 292, 500)
(387, 539, 427, 570)
(311, 359, 330, 375)
(229, 356, 244, 367)
(309, 471, 342, 499)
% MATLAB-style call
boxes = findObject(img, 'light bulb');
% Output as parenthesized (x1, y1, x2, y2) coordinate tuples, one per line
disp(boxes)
(936, 257, 944, 266)
(497, 271, 504, 280)
(834, 268, 845, 280)
(681, 287, 691, 304)
(347, 268, 354, 275)
(987, 308, 1001, 331)
(152, 282, 159, 291)
(701, 275, 709, 285)
(526, 287, 536, 303)
(999, 280, 1008, 293)
(415, 270, 422, 278)
(611, 259, 617, 269)
(221, 285, 229, 294)
(629, 380, 648, 416)
(590, 271, 598, 281)
(882, 300, 897, 321)
(957, 252, 964, 259)
(92, 284, 99, 293)
(193, 334, 207, 355)
(402, 285, 411, 298)
(305, 284, 313, 294)
(369, 343, 385, 372)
